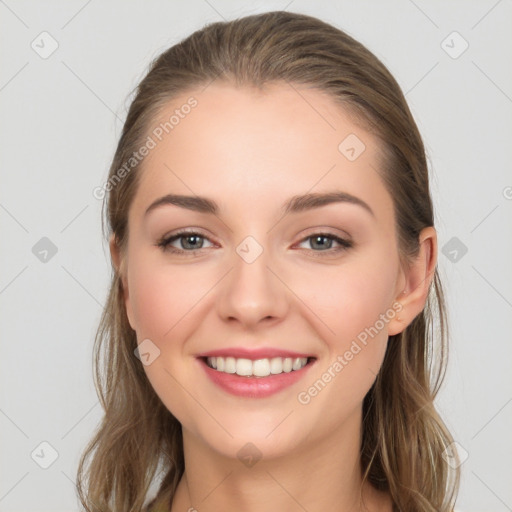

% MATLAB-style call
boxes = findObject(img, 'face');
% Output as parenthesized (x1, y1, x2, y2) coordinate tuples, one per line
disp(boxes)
(117, 81, 408, 461)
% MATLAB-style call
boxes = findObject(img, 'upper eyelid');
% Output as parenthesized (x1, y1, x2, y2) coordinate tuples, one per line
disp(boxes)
(160, 229, 216, 245)
(160, 230, 351, 249)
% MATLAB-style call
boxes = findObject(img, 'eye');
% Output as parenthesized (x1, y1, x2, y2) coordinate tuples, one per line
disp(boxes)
(157, 230, 215, 254)
(156, 230, 352, 256)
(296, 233, 353, 253)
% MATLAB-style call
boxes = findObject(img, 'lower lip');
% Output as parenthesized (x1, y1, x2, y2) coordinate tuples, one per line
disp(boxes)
(198, 358, 315, 398)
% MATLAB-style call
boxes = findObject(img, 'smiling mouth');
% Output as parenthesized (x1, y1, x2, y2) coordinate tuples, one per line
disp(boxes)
(201, 356, 316, 378)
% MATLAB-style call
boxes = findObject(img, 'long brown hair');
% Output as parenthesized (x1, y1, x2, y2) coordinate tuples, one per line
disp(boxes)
(77, 11, 460, 511)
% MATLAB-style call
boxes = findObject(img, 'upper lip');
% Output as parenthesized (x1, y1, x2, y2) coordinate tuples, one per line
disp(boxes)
(196, 347, 315, 360)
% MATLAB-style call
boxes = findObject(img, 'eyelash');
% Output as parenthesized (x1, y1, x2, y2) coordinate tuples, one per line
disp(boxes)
(156, 229, 353, 257)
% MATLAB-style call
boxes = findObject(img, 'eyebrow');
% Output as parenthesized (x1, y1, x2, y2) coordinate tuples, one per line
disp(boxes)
(144, 191, 375, 218)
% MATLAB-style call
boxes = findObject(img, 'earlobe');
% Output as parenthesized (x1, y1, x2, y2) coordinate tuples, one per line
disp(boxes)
(109, 234, 136, 331)
(387, 291, 407, 336)
(109, 234, 122, 273)
(387, 227, 438, 336)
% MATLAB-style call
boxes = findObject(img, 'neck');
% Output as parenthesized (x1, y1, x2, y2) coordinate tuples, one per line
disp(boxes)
(170, 406, 391, 512)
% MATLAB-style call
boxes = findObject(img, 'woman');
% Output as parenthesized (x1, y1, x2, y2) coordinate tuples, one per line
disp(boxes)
(78, 11, 461, 512)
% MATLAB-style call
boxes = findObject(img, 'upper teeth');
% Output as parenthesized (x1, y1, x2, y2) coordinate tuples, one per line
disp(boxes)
(207, 356, 309, 377)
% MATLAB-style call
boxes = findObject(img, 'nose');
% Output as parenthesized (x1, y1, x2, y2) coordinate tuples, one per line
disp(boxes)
(216, 243, 290, 329)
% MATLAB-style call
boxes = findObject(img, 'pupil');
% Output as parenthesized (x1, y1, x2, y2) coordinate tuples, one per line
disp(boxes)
(183, 235, 202, 249)
(312, 235, 331, 250)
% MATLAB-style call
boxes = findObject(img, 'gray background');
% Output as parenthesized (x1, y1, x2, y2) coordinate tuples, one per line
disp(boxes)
(1, 1, 511, 511)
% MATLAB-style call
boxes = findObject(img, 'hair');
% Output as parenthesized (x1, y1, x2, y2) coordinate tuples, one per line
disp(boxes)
(77, 10, 461, 512)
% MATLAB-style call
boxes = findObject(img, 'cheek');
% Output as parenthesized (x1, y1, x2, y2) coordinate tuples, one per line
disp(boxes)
(127, 254, 210, 341)
(126, 256, 212, 423)
(293, 253, 396, 422)
(293, 246, 397, 387)
(128, 268, 176, 341)
(296, 252, 398, 350)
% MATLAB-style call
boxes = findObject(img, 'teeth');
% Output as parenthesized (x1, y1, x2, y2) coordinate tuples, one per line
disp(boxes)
(236, 358, 253, 376)
(206, 356, 309, 377)
(292, 357, 303, 370)
(253, 358, 271, 377)
(225, 357, 236, 374)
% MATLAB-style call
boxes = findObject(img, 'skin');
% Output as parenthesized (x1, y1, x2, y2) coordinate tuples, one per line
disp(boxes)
(110, 81, 437, 512)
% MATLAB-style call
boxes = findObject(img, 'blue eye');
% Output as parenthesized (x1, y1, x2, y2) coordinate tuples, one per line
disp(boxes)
(157, 231, 214, 254)
(297, 233, 352, 252)
(157, 231, 352, 256)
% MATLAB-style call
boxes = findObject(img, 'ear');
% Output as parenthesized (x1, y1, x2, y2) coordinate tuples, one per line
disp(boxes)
(387, 226, 437, 336)
(109, 234, 136, 330)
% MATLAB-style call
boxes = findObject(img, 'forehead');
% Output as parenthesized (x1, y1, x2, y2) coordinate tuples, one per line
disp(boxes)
(130, 81, 394, 225)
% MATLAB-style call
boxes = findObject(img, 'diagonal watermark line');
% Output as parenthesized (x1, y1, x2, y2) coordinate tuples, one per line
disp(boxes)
(0, 265, 28, 295)
(163, 367, 233, 438)
(405, 61, 439, 96)
(0, 203, 29, 233)
(470, 204, 499, 233)
(367, 367, 378, 378)
(472, 61, 512, 104)
(265, 409, 294, 438)
(285, 81, 336, 130)
(199, 470, 233, 503)
(61, 61, 123, 121)
(265, 265, 336, 335)
(0, 408, 29, 438)
(62, 470, 102, 510)
(61, 401, 99, 439)
(60, 204, 89, 233)
(471, 397, 512, 440)
(266, 163, 337, 234)
(0, 62, 29, 92)
(60, 470, 77, 487)
(199, 69, 224, 94)
(266, 470, 310, 512)
(61, 265, 103, 307)
(202, 0, 226, 21)
(471, 265, 512, 308)
(471, 471, 512, 510)
(164, 267, 234, 336)
(0, 472, 29, 503)
(408, 0, 439, 29)
(0, 0, 29, 28)
(61, 0, 93, 29)
(471, 0, 503, 30)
